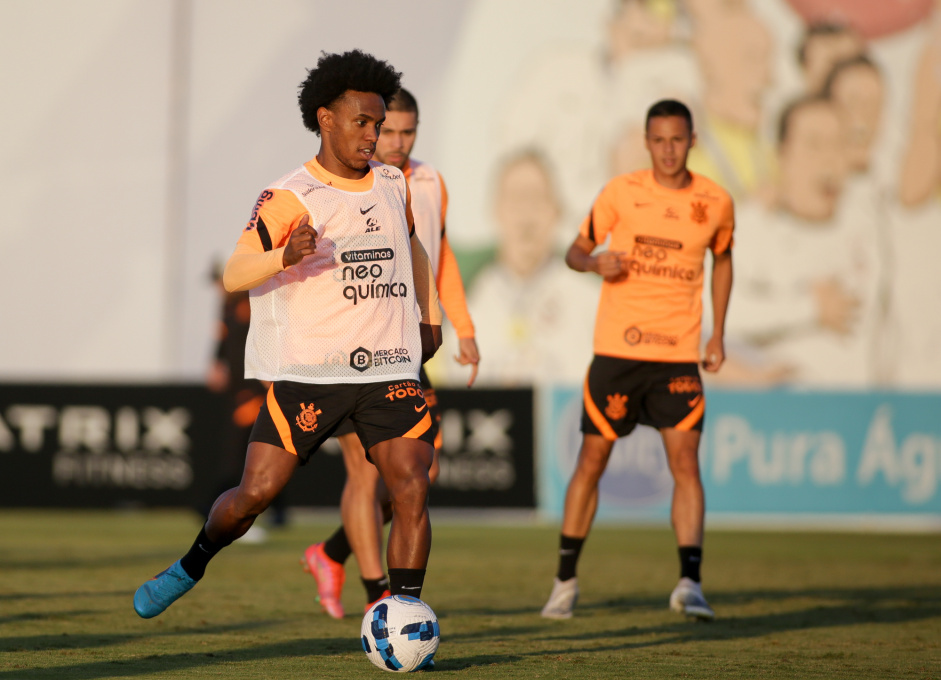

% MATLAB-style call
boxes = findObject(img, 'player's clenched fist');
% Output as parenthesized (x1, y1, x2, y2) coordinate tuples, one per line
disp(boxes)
(595, 250, 628, 282)
(282, 214, 317, 267)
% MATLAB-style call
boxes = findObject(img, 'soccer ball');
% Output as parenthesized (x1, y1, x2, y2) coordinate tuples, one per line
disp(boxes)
(361, 595, 440, 672)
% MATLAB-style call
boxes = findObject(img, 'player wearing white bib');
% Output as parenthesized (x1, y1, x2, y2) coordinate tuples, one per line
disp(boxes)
(134, 51, 443, 622)
(301, 89, 480, 618)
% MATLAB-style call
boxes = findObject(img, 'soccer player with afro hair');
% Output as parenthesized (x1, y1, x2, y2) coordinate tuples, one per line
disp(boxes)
(133, 49, 443, 630)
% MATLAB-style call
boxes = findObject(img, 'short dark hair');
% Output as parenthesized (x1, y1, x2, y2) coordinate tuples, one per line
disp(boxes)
(645, 99, 693, 133)
(388, 88, 419, 119)
(297, 49, 402, 135)
(821, 54, 879, 97)
(777, 94, 829, 145)
(797, 23, 856, 66)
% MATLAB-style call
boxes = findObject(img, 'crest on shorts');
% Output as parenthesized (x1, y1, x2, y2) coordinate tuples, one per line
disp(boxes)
(690, 201, 708, 224)
(605, 393, 629, 420)
(296, 402, 322, 432)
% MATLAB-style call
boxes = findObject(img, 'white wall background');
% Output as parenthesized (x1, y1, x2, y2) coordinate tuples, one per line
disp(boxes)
(0, 0, 469, 382)
(2, 0, 939, 387)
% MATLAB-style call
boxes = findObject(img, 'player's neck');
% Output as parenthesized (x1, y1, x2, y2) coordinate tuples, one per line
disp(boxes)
(315, 147, 371, 181)
(652, 167, 693, 191)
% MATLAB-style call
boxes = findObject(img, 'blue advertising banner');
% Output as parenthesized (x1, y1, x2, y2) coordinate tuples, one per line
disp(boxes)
(538, 387, 941, 526)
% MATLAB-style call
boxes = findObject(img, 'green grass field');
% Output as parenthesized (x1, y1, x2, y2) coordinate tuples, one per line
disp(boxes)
(1, 510, 939, 679)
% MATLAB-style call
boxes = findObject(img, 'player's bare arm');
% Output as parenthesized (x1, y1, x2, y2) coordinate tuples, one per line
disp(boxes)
(412, 229, 443, 363)
(282, 214, 317, 267)
(565, 234, 627, 282)
(703, 249, 732, 372)
(409, 195, 443, 363)
(436, 234, 480, 387)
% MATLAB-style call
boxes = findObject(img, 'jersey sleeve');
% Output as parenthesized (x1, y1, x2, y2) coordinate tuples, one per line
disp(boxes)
(436, 235, 475, 338)
(710, 193, 735, 254)
(578, 179, 621, 245)
(223, 188, 306, 292)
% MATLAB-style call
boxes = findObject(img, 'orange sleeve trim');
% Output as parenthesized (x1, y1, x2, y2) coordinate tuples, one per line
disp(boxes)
(402, 411, 432, 440)
(266, 384, 297, 455)
(674, 396, 705, 431)
(583, 377, 618, 441)
(436, 236, 475, 337)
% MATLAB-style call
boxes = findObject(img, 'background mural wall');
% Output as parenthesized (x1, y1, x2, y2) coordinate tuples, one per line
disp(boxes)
(1, 0, 939, 391)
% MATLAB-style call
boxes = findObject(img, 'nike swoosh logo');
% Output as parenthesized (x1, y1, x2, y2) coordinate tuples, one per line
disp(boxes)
(635, 202, 651, 207)
(360, 204, 377, 214)
(415, 403, 427, 413)
(688, 395, 703, 408)
(401, 586, 421, 590)
(198, 544, 210, 553)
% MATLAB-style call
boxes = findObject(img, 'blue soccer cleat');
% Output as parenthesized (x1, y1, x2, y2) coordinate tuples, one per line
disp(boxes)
(133, 560, 196, 619)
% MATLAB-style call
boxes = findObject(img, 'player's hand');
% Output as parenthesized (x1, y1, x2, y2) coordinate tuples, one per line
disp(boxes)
(282, 214, 317, 267)
(420, 323, 443, 364)
(594, 250, 628, 282)
(702, 335, 725, 372)
(454, 336, 480, 388)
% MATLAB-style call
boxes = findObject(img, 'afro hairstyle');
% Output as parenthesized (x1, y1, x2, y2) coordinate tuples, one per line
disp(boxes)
(298, 49, 402, 135)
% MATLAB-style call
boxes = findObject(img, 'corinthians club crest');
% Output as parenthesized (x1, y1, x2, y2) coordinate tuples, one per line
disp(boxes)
(296, 402, 323, 432)
(605, 393, 628, 421)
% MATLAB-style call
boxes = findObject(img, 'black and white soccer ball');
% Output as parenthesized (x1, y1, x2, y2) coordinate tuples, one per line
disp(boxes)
(361, 595, 440, 672)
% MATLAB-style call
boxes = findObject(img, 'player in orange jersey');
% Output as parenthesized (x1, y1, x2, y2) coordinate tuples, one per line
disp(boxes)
(541, 99, 733, 621)
(134, 51, 442, 626)
(302, 88, 480, 618)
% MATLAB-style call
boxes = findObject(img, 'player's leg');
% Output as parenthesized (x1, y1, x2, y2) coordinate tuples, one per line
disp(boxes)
(561, 434, 617, 539)
(421, 372, 443, 485)
(338, 432, 391, 609)
(301, 430, 385, 618)
(541, 433, 615, 619)
(661, 426, 713, 619)
(645, 362, 713, 620)
(369, 436, 434, 598)
(543, 355, 631, 619)
(338, 432, 385, 579)
(134, 441, 297, 618)
(661, 427, 704, 548)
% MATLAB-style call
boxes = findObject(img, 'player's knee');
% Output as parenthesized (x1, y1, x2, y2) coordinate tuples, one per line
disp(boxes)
(387, 472, 430, 510)
(234, 481, 275, 517)
(575, 446, 612, 478)
(671, 453, 702, 483)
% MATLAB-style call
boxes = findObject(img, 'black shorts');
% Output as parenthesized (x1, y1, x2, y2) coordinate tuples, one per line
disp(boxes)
(333, 367, 440, 445)
(250, 379, 435, 464)
(581, 355, 705, 439)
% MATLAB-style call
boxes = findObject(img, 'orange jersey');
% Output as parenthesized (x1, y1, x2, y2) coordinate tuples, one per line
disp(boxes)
(404, 159, 475, 339)
(579, 169, 734, 362)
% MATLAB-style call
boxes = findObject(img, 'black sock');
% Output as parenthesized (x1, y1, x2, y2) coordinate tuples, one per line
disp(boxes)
(363, 575, 390, 603)
(179, 526, 232, 581)
(389, 568, 426, 598)
(679, 546, 702, 583)
(557, 534, 585, 582)
(323, 526, 352, 565)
